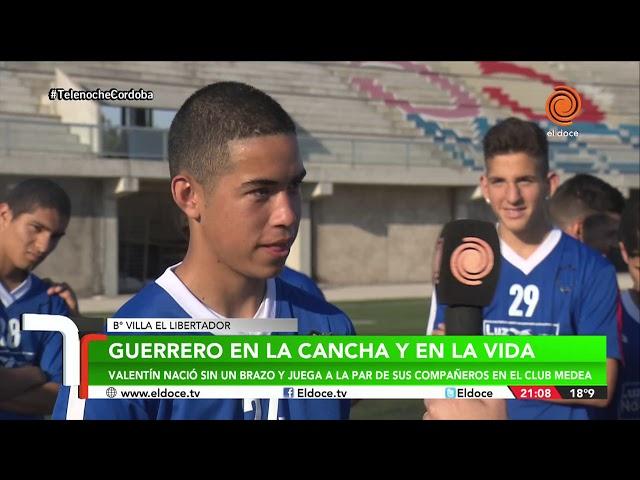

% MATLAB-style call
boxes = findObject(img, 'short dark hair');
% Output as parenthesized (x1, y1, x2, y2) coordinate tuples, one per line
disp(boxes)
(3, 178, 71, 219)
(483, 117, 549, 175)
(550, 174, 625, 228)
(168, 81, 297, 188)
(619, 198, 639, 257)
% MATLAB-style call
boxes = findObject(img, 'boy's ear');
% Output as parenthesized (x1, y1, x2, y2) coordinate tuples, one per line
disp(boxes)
(0, 202, 14, 227)
(547, 171, 560, 197)
(480, 174, 489, 203)
(564, 218, 583, 240)
(171, 175, 201, 223)
(620, 241, 629, 265)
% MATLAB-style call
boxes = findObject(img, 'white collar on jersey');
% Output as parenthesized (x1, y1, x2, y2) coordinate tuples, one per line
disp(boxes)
(155, 262, 276, 320)
(621, 290, 640, 324)
(499, 227, 562, 276)
(0, 274, 33, 308)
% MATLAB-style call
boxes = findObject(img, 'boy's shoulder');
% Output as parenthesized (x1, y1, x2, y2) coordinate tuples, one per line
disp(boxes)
(279, 267, 324, 298)
(275, 278, 355, 335)
(558, 231, 615, 273)
(113, 277, 355, 334)
(13, 274, 68, 314)
(115, 281, 186, 318)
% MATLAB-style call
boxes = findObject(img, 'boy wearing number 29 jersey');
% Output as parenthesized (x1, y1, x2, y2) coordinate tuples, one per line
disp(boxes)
(427, 118, 621, 420)
(428, 229, 621, 419)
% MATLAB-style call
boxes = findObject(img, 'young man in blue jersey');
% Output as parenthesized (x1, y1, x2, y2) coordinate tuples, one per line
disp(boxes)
(53, 81, 355, 420)
(0, 179, 71, 419)
(605, 199, 639, 419)
(426, 117, 621, 420)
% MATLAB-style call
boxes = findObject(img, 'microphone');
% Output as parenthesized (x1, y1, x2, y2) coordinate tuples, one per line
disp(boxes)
(434, 220, 501, 335)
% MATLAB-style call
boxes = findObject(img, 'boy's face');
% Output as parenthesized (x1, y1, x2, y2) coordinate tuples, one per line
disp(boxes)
(0, 205, 69, 272)
(481, 152, 552, 236)
(200, 134, 304, 279)
(620, 242, 640, 291)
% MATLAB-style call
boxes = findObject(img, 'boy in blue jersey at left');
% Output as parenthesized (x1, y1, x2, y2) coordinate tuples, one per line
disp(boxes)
(0, 179, 71, 419)
(54, 81, 355, 420)
(426, 118, 622, 420)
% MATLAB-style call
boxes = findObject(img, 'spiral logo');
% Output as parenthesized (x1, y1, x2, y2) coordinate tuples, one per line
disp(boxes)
(545, 85, 582, 126)
(450, 237, 494, 286)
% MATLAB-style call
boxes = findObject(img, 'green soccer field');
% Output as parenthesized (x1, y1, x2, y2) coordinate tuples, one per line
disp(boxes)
(87, 297, 433, 420)
(333, 298, 431, 420)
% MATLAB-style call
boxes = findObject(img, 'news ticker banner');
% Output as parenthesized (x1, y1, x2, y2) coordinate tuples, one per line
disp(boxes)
(87, 386, 607, 401)
(81, 335, 607, 400)
(19, 315, 607, 401)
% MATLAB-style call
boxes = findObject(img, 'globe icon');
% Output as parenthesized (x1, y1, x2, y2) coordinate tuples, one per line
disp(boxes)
(106, 387, 117, 398)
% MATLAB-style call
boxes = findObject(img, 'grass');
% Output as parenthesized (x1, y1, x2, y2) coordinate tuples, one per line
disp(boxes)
(334, 298, 431, 420)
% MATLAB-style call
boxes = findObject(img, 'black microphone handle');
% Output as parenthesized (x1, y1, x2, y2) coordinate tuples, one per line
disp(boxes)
(445, 306, 484, 335)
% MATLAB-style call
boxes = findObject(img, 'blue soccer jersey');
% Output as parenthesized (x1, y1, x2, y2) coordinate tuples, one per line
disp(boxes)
(428, 228, 622, 420)
(0, 275, 67, 420)
(279, 266, 325, 300)
(606, 290, 639, 419)
(53, 265, 355, 420)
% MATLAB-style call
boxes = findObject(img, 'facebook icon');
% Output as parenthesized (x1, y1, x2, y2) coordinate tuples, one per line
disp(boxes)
(445, 387, 456, 398)
(283, 387, 295, 398)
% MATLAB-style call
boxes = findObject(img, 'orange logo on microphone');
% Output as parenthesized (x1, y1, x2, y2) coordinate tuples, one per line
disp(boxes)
(545, 85, 582, 126)
(450, 237, 494, 286)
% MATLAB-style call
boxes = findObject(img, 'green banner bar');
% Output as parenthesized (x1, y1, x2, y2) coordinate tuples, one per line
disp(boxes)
(89, 335, 606, 364)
